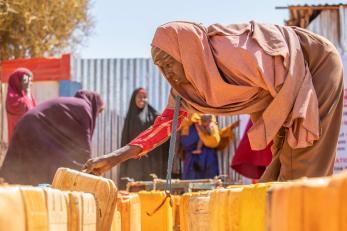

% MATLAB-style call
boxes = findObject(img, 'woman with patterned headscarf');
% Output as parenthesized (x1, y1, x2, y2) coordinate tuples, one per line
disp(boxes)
(0, 90, 104, 185)
(84, 21, 343, 182)
(6, 68, 36, 143)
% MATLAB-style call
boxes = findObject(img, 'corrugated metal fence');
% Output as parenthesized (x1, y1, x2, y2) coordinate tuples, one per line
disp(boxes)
(71, 57, 241, 184)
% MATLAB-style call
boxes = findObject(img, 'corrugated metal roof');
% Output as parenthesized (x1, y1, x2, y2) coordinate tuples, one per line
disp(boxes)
(276, 3, 347, 10)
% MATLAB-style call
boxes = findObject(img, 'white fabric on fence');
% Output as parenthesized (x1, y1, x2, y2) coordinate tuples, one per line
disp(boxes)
(307, 8, 347, 53)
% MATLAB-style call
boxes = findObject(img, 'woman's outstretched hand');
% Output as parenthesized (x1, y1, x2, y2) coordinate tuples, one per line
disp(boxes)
(82, 156, 114, 176)
(82, 145, 142, 175)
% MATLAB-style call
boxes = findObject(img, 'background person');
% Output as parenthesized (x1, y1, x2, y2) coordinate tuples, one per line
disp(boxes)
(119, 88, 169, 189)
(6, 68, 36, 143)
(179, 113, 239, 179)
(0, 90, 104, 185)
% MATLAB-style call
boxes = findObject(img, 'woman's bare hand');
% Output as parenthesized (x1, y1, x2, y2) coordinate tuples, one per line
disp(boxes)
(82, 145, 142, 175)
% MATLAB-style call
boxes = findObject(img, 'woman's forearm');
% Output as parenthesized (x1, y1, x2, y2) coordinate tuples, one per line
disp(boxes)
(108, 145, 142, 165)
(83, 145, 143, 175)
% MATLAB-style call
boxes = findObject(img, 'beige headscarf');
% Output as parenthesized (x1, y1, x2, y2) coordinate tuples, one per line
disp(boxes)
(151, 21, 320, 150)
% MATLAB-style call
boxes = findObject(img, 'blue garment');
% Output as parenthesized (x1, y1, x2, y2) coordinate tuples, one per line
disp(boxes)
(180, 125, 219, 179)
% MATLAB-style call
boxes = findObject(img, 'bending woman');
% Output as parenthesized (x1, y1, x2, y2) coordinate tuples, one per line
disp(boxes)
(84, 21, 343, 182)
(0, 90, 104, 185)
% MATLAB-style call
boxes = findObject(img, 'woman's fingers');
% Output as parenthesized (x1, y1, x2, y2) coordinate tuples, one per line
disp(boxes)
(82, 157, 114, 176)
(82, 159, 94, 172)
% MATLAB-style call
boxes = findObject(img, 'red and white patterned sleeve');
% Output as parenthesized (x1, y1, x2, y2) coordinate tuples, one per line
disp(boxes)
(129, 108, 188, 158)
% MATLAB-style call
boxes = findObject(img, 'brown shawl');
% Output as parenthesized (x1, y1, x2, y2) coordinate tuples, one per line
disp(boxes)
(152, 21, 319, 150)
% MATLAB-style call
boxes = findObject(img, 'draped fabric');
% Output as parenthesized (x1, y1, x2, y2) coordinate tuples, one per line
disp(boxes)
(260, 27, 344, 181)
(152, 21, 320, 151)
(231, 120, 272, 179)
(0, 90, 103, 185)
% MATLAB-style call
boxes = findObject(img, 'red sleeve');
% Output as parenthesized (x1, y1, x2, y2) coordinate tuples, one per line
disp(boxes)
(129, 108, 188, 158)
(6, 97, 29, 115)
(6, 94, 36, 115)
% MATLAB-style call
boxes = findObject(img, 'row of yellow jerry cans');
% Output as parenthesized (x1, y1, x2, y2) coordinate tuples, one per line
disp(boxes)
(121, 170, 347, 231)
(119, 186, 270, 231)
(117, 190, 209, 231)
(0, 168, 182, 231)
(52, 168, 118, 231)
(0, 167, 120, 231)
(3, 167, 347, 231)
(0, 185, 125, 231)
(268, 173, 347, 231)
(0, 186, 97, 231)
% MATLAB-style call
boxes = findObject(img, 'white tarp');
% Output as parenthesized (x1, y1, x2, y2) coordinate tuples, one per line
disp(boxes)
(307, 7, 347, 53)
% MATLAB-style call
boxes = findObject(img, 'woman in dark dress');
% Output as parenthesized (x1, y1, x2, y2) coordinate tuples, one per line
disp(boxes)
(119, 88, 169, 189)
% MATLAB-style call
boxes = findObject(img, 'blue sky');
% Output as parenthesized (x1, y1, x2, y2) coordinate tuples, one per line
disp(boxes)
(79, 0, 345, 58)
